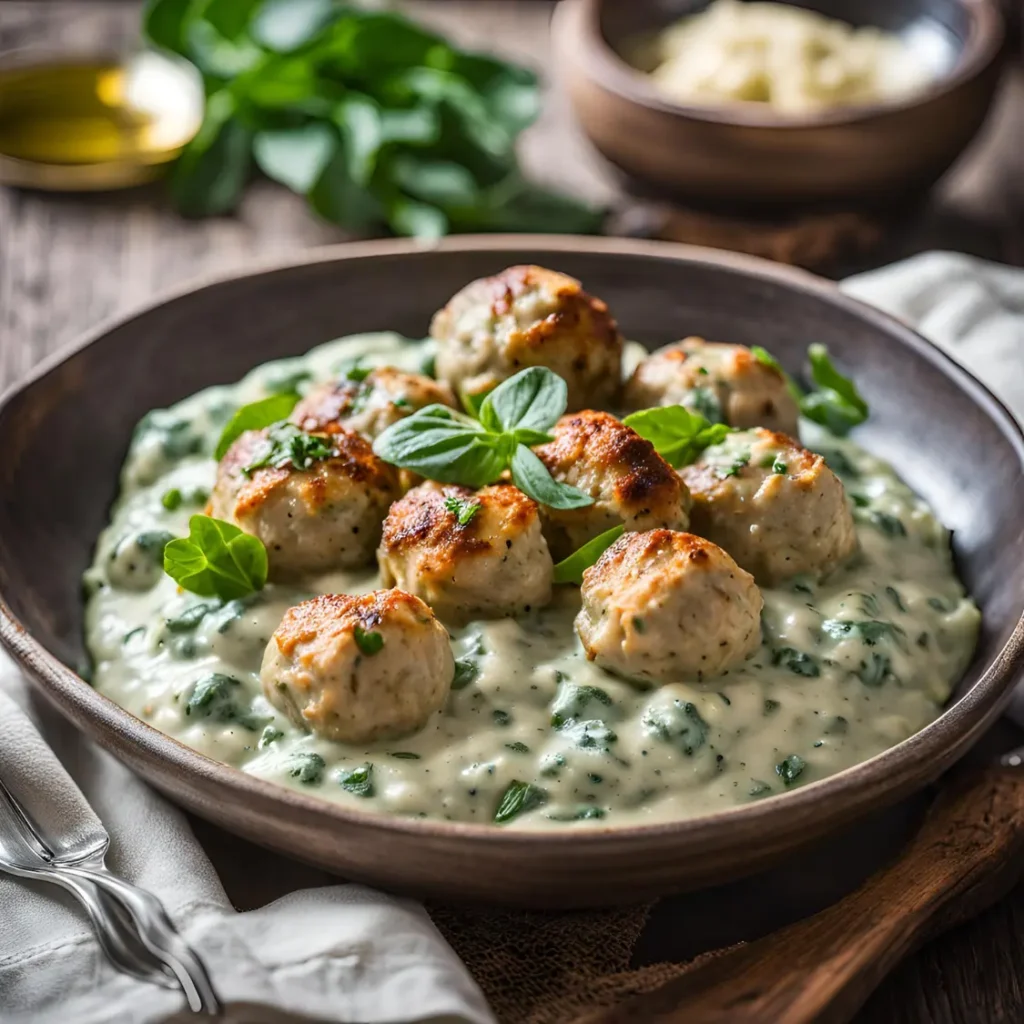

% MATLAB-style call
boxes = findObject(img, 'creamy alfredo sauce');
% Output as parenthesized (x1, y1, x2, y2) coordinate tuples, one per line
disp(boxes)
(83, 333, 980, 829)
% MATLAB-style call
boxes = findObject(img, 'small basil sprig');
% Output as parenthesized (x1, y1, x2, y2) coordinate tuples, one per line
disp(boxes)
(164, 515, 268, 600)
(373, 367, 593, 510)
(752, 344, 868, 436)
(243, 423, 337, 476)
(622, 406, 731, 468)
(552, 525, 625, 586)
(215, 392, 300, 460)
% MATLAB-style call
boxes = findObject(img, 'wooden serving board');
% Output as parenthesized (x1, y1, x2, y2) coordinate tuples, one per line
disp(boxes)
(579, 764, 1024, 1024)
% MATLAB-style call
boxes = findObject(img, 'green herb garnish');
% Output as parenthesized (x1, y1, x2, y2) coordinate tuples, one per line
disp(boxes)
(142, 1, 602, 236)
(374, 367, 593, 510)
(161, 488, 183, 510)
(288, 752, 326, 786)
(775, 754, 807, 786)
(185, 672, 263, 729)
(688, 386, 724, 424)
(492, 709, 512, 727)
(551, 525, 625, 586)
(821, 619, 904, 647)
(451, 634, 485, 690)
(622, 405, 731, 469)
(242, 422, 336, 475)
(857, 652, 891, 687)
(753, 344, 868, 436)
(339, 763, 375, 798)
(505, 741, 530, 754)
(643, 700, 708, 756)
(164, 515, 268, 600)
(214, 392, 301, 460)
(550, 683, 613, 728)
(443, 495, 481, 526)
(771, 648, 820, 678)
(165, 602, 214, 632)
(354, 625, 384, 655)
(494, 780, 548, 824)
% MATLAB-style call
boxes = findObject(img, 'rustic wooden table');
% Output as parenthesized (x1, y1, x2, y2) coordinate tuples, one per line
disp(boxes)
(2, 3, 1023, 1022)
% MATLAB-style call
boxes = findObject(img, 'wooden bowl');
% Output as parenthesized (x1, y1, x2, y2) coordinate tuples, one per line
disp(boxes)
(1, 237, 1022, 908)
(552, 0, 1006, 209)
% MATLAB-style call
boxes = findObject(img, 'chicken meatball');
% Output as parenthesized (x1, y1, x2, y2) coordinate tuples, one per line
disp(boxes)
(261, 590, 454, 743)
(210, 425, 400, 579)
(680, 428, 857, 585)
(292, 367, 456, 442)
(625, 337, 800, 435)
(534, 410, 691, 560)
(577, 529, 762, 683)
(431, 265, 623, 412)
(378, 482, 552, 623)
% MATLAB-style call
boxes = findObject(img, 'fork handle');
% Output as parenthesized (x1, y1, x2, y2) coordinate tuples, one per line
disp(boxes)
(2, 860, 177, 988)
(61, 862, 221, 1016)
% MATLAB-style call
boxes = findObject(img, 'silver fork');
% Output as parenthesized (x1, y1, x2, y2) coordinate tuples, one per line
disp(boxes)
(0, 775, 220, 1015)
(0, 787, 174, 986)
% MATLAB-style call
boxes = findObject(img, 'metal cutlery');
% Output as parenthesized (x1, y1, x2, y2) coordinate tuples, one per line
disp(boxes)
(0, 697, 220, 1015)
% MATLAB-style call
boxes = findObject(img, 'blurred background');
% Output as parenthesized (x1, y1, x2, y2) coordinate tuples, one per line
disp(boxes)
(1, 0, 1022, 391)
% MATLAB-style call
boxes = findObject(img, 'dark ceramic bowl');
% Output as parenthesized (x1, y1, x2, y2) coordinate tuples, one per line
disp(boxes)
(552, 0, 1005, 209)
(1, 237, 1022, 908)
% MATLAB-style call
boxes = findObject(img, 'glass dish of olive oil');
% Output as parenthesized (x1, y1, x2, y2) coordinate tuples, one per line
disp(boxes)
(0, 50, 202, 190)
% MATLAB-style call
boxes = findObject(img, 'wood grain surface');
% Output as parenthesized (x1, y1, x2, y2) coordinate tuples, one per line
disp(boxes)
(2, 3, 1024, 1022)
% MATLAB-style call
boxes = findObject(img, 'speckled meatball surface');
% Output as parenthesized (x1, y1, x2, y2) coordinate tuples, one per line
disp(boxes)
(625, 337, 800, 435)
(292, 367, 456, 442)
(210, 425, 401, 579)
(261, 590, 454, 743)
(576, 529, 763, 683)
(377, 482, 553, 623)
(534, 410, 691, 560)
(681, 428, 857, 585)
(431, 265, 623, 412)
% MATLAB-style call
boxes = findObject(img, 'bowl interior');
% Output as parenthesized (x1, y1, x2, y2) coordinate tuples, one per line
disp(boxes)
(1, 240, 1022, 726)
(604, 0, 968, 85)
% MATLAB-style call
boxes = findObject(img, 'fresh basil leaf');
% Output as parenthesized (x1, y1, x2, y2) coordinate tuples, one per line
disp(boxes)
(143, 0, 193, 56)
(164, 515, 268, 600)
(307, 147, 383, 230)
(443, 495, 480, 526)
(251, 0, 336, 52)
(494, 780, 548, 824)
(388, 198, 448, 240)
(460, 383, 495, 418)
(214, 392, 300, 460)
(379, 106, 440, 146)
(334, 93, 382, 186)
(510, 445, 593, 510)
(799, 344, 869, 436)
(253, 123, 337, 193)
(448, 53, 540, 134)
(390, 154, 480, 208)
(480, 366, 567, 434)
(354, 625, 384, 655)
(170, 91, 252, 217)
(373, 405, 507, 487)
(552, 525, 625, 585)
(622, 406, 732, 468)
(185, 0, 264, 79)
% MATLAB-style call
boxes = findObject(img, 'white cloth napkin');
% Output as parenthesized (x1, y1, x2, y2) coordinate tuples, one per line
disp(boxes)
(1, 250, 1022, 1024)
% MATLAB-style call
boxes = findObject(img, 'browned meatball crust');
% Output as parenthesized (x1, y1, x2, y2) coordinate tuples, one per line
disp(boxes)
(431, 265, 623, 412)
(210, 426, 400, 579)
(534, 410, 691, 559)
(625, 337, 800, 435)
(377, 482, 552, 622)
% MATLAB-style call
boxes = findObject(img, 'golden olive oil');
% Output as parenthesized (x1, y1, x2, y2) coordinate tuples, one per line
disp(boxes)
(0, 53, 202, 188)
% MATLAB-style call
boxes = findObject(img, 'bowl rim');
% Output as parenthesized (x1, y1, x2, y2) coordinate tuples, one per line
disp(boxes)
(2, 233, 1023, 851)
(554, 0, 1006, 130)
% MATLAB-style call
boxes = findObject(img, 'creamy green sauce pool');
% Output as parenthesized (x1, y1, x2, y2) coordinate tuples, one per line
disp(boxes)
(83, 333, 980, 828)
